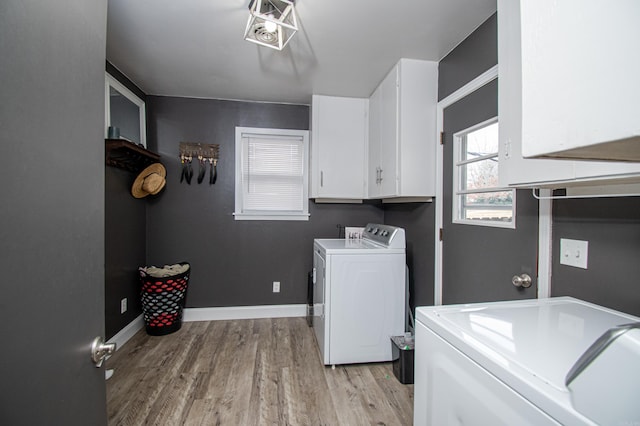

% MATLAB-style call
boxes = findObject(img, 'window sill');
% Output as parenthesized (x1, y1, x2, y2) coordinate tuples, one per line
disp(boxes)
(233, 213, 310, 221)
(452, 218, 515, 229)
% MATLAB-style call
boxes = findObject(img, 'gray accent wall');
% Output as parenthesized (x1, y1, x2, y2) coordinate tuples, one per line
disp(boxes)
(552, 197, 640, 316)
(146, 96, 383, 308)
(384, 203, 436, 309)
(438, 13, 497, 101)
(105, 62, 148, 339)
(105, 166, 146, 338)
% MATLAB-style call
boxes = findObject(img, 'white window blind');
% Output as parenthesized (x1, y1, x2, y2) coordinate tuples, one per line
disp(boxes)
(235, 127, 309, 220)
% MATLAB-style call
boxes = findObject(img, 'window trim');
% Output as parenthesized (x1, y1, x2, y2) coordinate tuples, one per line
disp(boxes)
(234, 126, 310, 221)
(452, 117, 516, 229)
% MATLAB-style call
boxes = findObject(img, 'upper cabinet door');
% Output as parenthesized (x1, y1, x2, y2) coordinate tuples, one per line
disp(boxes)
(378, 65, 400, 197)
(396, 59, 438, 197)
(368, 59, 438, 199)
(368, 66, 399, 198)
(518, 0, 640, 161)
(310, 95, 368, 200)
(497, 0, 574, 187)
(368, 85, 383, 198)
(498, 0, 640, 188)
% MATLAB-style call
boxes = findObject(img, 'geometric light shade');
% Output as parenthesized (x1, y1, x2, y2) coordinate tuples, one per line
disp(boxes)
(244, 0, 298, 50)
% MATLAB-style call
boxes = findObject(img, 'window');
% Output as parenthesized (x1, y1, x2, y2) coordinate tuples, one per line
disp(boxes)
(453, 119, 515, 228)
(234, 127, 309, 221)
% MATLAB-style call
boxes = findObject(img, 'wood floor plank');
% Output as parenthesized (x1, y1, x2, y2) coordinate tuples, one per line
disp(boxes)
(144, 372, 198, 425)
(286, 319, 340, 426)
(369, 364, 414, 425)
(107, 317, 413, 425)
(206, 320, 259, 425)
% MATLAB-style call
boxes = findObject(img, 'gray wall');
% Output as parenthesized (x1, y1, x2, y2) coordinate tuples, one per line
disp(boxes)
(552, 197, 640, 316)
(105, 62, 148, 339)
(383, 203, 436, 309)
(146, 96, 383, 307)
(105, 166, 146, 338)
(438, 13, 497, 101)
(0, 0, 107, 424)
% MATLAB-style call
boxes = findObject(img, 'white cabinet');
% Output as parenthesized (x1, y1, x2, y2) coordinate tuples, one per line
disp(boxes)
(498, 0, 640, 188)
(369, 69, 398, 198)
(368, 59, 438, 200)
(518, 0, 640, 162)
(310, 95, 368, 200)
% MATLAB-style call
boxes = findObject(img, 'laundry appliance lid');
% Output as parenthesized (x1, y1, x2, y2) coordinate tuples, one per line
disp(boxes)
(416, 297, 640, 424)
(313, 238, 404, 255)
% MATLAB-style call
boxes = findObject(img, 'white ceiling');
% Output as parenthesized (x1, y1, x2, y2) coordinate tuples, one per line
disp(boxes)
(106, 0, 496, 105)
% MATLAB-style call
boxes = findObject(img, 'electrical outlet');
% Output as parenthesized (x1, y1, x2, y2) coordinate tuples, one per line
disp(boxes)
(273, 281, 280, 293)
(560, 238, 589, 269)
(120, 298, 127, 314)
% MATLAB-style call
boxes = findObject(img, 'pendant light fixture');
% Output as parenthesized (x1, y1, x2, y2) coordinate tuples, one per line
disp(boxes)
(244, 0, 298, 51)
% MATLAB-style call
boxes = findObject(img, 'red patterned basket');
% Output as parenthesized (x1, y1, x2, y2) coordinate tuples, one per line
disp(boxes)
(139, 262, 190, 336)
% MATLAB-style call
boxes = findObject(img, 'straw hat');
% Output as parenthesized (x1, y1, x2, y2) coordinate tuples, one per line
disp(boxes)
(131, 163, 167, 198)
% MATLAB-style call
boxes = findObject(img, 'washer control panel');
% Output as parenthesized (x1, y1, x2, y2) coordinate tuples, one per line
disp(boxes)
(363, 223, 406, 249)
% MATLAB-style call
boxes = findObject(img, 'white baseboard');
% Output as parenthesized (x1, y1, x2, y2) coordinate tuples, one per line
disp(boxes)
(106, 305, 307, 350)
(183, 304, 307, 322)
(107, 314, 144, 351)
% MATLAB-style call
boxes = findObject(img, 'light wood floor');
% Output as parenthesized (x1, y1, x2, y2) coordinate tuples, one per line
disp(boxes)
(106, 317, 413, 425)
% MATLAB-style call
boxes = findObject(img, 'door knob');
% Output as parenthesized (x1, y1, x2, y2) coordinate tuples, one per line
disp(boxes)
(91, 336, 116, 368)
(512, 273, 532, 288)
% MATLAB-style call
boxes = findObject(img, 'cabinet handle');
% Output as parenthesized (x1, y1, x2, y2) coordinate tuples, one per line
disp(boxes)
(379, 168, 383, 183)
(320, 171, 323, 187)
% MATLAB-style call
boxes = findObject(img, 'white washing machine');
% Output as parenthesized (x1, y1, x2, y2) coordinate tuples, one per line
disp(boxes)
(312, 223, 406, 366)
(414, 297, 640, 425)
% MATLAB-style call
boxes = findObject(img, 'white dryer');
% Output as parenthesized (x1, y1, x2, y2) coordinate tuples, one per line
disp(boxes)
(313, 223, 406, 366)
(414, 297, 640, 425)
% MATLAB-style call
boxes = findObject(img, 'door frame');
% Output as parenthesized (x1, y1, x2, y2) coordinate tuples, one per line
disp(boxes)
(434, 65, 552, 305)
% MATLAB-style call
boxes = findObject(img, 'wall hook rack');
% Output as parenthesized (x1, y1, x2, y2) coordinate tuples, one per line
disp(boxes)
(179, 142, 220, 185)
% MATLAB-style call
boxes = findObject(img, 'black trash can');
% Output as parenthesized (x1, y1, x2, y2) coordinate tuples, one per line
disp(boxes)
(139, 262, 190, 336)
(391, 335, 415, 384)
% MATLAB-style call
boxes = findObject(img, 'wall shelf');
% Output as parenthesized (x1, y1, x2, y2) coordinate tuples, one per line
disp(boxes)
(105, 139, 160, 172)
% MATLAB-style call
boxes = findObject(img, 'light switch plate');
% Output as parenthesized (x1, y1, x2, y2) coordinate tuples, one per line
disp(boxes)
(560, 238, 588, 269)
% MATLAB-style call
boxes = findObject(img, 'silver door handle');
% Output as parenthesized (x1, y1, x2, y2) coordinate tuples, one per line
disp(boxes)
(512, 273, 532, 288)
(320, 171, 323, 187)
(91, 336, 116, 368)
